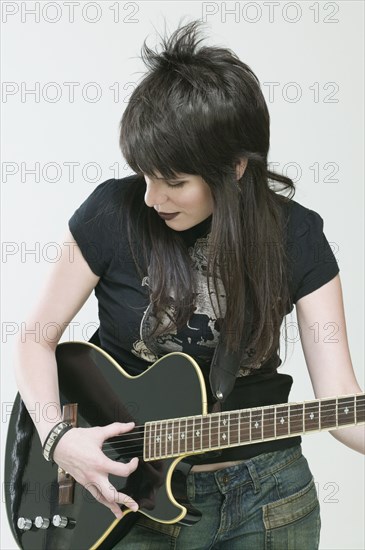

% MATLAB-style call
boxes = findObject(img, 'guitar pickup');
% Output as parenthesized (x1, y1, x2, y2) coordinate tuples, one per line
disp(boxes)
(57, 403, 78, 505)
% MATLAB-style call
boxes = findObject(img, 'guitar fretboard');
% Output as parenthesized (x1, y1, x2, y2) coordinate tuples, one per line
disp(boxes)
(144, 394, 365, 461)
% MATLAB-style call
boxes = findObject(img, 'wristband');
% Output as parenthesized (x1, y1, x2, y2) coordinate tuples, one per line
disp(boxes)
(42, 421, 73, 463)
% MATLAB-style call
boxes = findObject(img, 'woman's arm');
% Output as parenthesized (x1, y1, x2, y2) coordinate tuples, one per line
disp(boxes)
(14, 228, 139, 516)
(296, 273, 364, 454)
(15, 228, 100, 442)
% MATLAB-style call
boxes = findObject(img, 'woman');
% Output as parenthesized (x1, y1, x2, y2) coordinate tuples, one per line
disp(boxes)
(15, 19, 364, 549)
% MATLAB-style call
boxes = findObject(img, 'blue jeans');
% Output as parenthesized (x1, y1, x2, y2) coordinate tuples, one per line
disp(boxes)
(115, 444, 321, 549)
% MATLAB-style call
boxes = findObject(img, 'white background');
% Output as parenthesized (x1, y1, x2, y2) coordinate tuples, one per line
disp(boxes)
(1, 1, 364, 549)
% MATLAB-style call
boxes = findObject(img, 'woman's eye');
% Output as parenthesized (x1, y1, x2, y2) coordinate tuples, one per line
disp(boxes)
(166, 180, 186, 188)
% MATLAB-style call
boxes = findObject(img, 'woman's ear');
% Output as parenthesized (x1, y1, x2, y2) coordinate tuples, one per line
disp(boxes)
(235, 158, 248, 180)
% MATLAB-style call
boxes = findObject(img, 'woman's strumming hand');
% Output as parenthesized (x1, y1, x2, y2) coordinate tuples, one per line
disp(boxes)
(53, 421, 139, 518)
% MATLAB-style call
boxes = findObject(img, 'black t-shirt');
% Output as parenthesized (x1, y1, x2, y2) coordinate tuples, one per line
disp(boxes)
(68, 175, 340, 462)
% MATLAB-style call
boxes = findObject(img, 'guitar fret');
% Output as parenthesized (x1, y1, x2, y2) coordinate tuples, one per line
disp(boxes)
(201, 416, 209, 451)
(355, 395, 357, 424)
(145, 422, 150, 460)
(182, 417, 187, 454)
(305, 401, 319, 432)
(161, 420, 168, 457)
(356, 395, 365, 423)
(155, 421, 161, 458)
(173, 419, 179, 456)
(157, 421, 160, 458)
(240, 410, 250, 444)
(195, 416, 203, 452)
(178, 418, 183, 455)
(160, 420, 166, 457)
(151, 422, 156, 457)
(227, 413, 230, 446)
(261, 408, 264, 439)
(230, 412, 239, 446)
(162, 420, 166, 457)
(320, 398, 337, 429)
(276, 405, 289, 437)
(165, 420, 172, 456)
(336, 397, 338, 428)
(318, 400, 321, 430)
(220, 413, 229, 447)
(164, 420, 168, 457)
(192, 417, 195, 453)
(210, 413, 219, 449)
(167, 419, 173, 457)
(274, 405, 277, 438)
(186, 417, 194, 454)
(238, 410, 241, 445)
(209, 414, 212, 450)
(263, 406, 275, 440)
(338, 396, 355, 426)
(249, 409, 252, 441)
(251, 408, 263, 442)
(289, 404, 303, 435)
(177, 419, 181, 455)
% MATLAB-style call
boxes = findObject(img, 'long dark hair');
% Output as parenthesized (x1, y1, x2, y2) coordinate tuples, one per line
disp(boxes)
(119, 18, 296, 369)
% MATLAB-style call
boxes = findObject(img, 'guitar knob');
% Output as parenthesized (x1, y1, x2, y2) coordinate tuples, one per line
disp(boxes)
(34, 516, 50, 529)
(52, 515, 68, 528)
(17, 517, 32, 531)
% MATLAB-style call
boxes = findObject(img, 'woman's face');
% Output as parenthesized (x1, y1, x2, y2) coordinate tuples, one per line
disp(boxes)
(143, 171, 214, 231)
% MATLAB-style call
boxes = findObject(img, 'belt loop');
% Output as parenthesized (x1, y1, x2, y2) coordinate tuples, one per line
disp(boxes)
(245, 459, 261, 494)
(186, 470, 195, 502)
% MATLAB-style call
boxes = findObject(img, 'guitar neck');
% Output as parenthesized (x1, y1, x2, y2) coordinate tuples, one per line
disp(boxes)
(144, 393, 365, 461)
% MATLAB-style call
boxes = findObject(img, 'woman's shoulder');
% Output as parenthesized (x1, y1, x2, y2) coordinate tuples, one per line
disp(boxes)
(278, 196, 326, 240)
(71, 173, 143, 228)
(68, 173, 143, 276)
(83, 173, 142, 212)
(276, 196, 339, 303)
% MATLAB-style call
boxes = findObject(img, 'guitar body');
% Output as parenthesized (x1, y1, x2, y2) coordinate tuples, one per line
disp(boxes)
(4, 342, 208, 550)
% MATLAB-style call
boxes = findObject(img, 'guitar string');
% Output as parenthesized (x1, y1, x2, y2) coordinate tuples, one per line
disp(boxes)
(99, 404, 365, 458)
(99, 396, 364, 442)
(103, 414, 365, 461)
(103, 418, 365, 460)
(103, 417, 365, 458)
(100, 398, 364, 443)
(101, 400, 365, 449)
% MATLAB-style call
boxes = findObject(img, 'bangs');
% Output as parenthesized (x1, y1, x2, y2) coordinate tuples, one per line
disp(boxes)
(124, 130, 198, 182)
(119, 81, 220, 182)
(119, 60, 243, 185)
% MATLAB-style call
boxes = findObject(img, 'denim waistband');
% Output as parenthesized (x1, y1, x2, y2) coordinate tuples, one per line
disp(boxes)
(186, 444, 303, 496)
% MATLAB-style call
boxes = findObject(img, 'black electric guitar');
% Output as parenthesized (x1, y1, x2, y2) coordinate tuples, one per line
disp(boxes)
(4, 341, 365, 550)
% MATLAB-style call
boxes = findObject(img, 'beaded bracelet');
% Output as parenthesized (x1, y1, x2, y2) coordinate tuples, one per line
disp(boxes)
(42, 421, 73, 463)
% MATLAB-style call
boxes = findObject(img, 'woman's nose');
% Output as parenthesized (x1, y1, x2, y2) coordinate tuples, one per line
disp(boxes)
(144, 181, 167, 208)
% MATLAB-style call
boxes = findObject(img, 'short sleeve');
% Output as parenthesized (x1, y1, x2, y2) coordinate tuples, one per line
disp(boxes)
(288, 208, 340, 304)
(68, 179, 119, 277)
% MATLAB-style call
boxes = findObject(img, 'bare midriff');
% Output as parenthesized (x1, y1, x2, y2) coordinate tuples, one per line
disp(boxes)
(190, 459, 246, 472)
